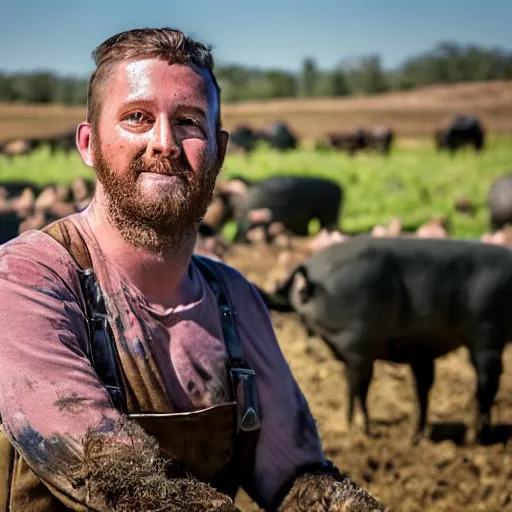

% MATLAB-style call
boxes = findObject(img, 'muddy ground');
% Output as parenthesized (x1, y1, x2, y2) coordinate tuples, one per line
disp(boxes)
(224, 242, 512, 512)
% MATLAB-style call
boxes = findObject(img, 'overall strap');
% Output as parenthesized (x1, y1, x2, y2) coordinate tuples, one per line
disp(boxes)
(192, 255, 261, 434)
(42, 219, 127, 414)
(192, 255, 261, 499)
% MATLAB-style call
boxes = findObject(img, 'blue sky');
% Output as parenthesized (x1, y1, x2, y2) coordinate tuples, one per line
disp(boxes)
(1, 0, 510, 76)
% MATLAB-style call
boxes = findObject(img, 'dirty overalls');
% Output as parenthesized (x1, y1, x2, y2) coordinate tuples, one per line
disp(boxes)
(0, 218, 261, 511)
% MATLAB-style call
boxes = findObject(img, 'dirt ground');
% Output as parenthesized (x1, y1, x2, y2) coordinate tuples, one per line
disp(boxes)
(1, 80, 511, 141)
(224, 242, 512, 512)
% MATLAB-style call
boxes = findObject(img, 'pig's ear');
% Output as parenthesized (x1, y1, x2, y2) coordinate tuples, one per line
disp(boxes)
(293, 265, 316, 304)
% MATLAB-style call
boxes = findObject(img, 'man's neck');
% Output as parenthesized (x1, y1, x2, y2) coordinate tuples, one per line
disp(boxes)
(84, 198, 197, 312)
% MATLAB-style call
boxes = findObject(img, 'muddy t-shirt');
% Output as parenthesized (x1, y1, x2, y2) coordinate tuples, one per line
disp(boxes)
(0, 213, 324, 508)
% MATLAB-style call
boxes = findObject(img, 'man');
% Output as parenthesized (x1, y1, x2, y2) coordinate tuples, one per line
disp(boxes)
(0, 28, 384, 511)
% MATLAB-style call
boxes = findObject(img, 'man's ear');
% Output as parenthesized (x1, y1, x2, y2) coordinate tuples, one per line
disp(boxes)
(216, 129, 229, 168)
(77, 122, 94, 167)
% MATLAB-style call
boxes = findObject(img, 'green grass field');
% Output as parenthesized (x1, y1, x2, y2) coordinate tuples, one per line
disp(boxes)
(1, 135, 511, 239)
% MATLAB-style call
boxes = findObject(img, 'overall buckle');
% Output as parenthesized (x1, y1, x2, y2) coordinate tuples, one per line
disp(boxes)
(229, 367, 261, 433)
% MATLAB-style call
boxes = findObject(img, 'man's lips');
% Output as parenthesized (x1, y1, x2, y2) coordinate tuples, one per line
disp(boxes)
(138, 170, 188, 180)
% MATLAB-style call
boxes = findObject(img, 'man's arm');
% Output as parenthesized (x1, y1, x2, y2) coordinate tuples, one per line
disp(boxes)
(217, 263, 385, 511)
(0, 234, 238, 511)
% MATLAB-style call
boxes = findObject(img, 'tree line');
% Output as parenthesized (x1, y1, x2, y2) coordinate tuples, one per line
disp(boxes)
(1, 41, 511, 105)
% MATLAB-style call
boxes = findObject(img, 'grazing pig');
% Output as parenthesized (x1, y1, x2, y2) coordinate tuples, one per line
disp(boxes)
(371, 217, 403, 238)
(0, 139, 35, 160)
(488, 172, 512, 231)
(9, 187, 35, 218)
(481, 226, 512, 247)
(415, 216, 449, 239)
(259, 235, 512, 444)
(0, 180, 41, 199)
(212, 175, 343, 243)
(309, 228, 348, 252)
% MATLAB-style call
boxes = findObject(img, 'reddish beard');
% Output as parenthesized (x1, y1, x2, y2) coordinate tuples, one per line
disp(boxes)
(93, 143, 219, 250)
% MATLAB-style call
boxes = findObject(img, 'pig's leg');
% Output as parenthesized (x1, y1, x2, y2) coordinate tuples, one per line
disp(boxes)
(299, 317, 316, 355)
(468, 339, 504, 443)
(233, 219, 252, 243)
(409, 356, 435, 444)
(304, 334, 314, 355)
(345, 356, 374, 436)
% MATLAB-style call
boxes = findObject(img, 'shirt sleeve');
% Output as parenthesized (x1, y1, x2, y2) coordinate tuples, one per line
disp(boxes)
(215, 262, 326, 509)
(0, 232, 122, 507)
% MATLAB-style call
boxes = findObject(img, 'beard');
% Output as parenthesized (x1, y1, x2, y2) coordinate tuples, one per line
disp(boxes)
(93, 142, 219, 252)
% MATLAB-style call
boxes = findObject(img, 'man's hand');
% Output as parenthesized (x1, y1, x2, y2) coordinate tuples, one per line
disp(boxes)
(66, 417, 238, 512)
(277, 470, 385, 512)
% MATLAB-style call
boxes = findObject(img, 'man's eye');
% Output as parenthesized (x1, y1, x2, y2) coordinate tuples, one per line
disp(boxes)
(176, 117, 206, 137)
(177, 117, 200, 126)
(125, 112, 149, 125)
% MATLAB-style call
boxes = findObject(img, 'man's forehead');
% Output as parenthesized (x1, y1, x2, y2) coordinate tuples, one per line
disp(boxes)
(108, 58, 211, 103)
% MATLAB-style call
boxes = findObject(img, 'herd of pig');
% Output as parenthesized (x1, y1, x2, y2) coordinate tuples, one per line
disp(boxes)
(199, 173, 512, 446)
(2, 169, 512, 448)
(0, 178, 93, 243)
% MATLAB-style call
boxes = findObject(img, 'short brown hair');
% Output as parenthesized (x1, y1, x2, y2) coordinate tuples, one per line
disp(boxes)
(86, 27, 221, 128)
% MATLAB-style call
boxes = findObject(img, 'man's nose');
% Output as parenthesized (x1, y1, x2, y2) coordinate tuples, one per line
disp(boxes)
(146, 117, 180, 159)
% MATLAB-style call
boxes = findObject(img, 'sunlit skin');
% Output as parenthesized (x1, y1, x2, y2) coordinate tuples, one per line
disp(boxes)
(76, 59, 229, 310)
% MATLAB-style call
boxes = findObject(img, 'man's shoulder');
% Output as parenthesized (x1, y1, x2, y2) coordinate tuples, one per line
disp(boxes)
(1, 228, 74, 261)
(193, 255, 263, 306)
(194, 255, 251, 289)
(0, 229, 81, 290)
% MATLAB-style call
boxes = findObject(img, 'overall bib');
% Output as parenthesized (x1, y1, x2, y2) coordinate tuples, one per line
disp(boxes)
(0, 218, 261, 511)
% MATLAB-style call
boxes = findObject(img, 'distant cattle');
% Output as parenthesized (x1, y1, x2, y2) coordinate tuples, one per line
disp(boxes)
(320, 126, 394, 156)
(365, 126, 394, 155)
(259, 121, 298, 151)
(435, 116, 485, 154)
(228, 125, 260, 154)
(319, 130, 366, 155)
(228, 122, 298, 154)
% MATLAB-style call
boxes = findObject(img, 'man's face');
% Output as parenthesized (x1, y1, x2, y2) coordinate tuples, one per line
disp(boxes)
(90, 58, 225, 247)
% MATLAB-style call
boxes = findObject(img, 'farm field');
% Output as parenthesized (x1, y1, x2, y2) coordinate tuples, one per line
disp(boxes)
(1, 80, 512, 511)
(2, 81, 512, 238)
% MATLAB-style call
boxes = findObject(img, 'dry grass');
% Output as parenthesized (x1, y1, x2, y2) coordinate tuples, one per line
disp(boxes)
(1, 81, 511, 142)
